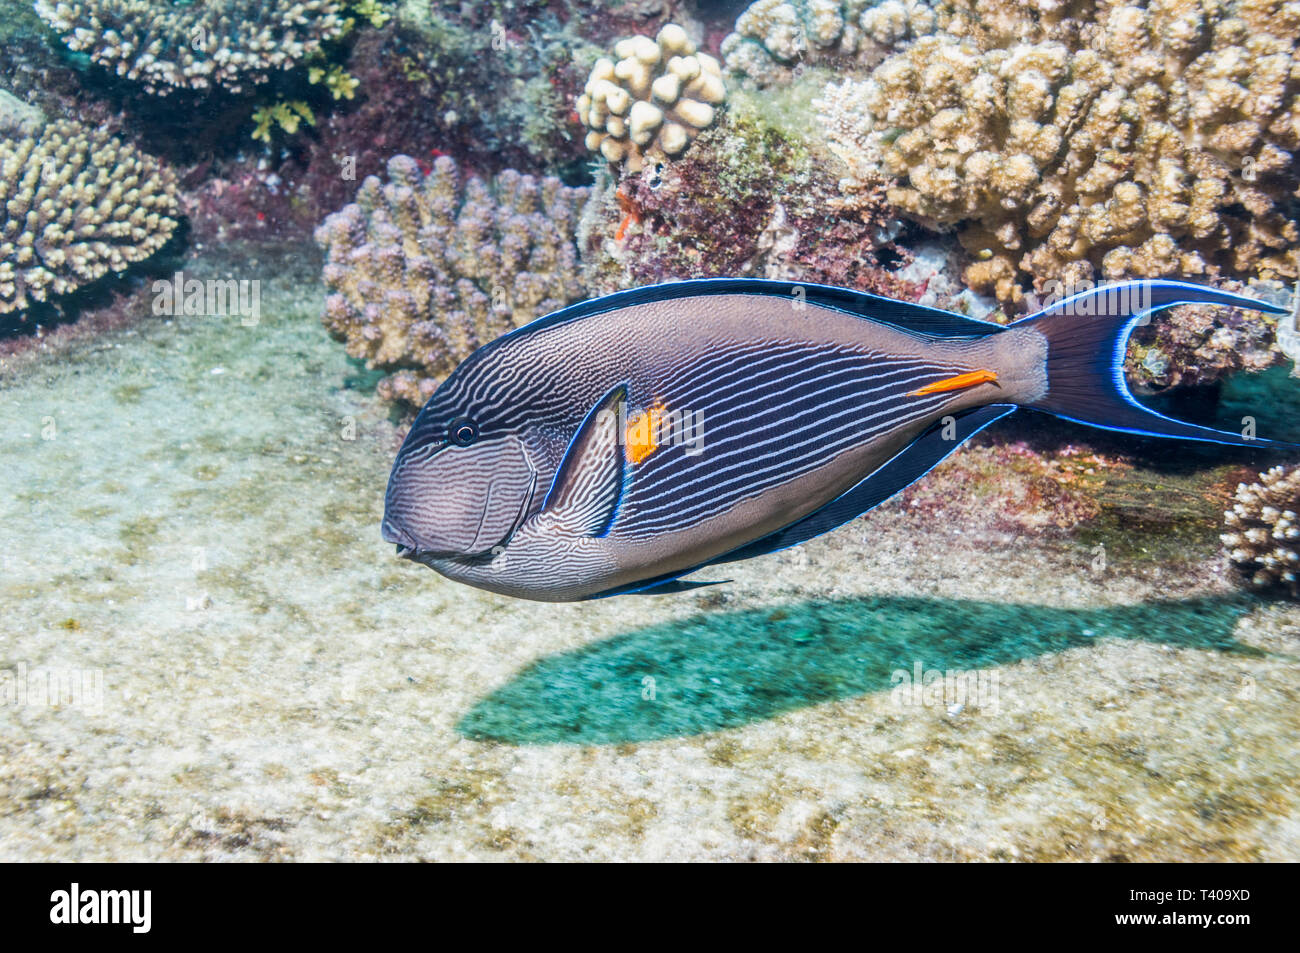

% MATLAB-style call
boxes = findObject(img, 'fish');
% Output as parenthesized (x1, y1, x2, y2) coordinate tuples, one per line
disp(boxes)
(380, 278, 1292, 602)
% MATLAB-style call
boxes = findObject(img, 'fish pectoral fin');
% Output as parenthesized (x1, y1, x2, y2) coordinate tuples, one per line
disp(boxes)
(541, 383, 628, 537)
(909, 369, 999, 396)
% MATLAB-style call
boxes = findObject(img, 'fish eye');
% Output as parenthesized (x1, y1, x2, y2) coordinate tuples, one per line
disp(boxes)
(448, 416, 478, 447)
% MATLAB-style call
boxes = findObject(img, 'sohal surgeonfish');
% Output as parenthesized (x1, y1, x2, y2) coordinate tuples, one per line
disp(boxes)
(381, 278, 1292, 601)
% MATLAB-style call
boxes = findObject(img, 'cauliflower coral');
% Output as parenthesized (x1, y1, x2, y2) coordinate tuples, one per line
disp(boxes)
(816, 0, 1300, 307)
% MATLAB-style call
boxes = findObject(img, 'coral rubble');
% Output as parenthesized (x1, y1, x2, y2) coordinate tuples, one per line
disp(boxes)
(0, 118, 178, 315)
(35, 0, 347, 95)
(314, 154, 589, 407)
(578, 23, 726, 173)
(815, 0, 1300, 308)
(1223, 465, 1300, 595)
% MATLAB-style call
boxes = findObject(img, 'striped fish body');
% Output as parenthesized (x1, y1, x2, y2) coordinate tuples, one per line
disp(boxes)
(387, 285, 1044, 600)
(382, 279, 1290, 601)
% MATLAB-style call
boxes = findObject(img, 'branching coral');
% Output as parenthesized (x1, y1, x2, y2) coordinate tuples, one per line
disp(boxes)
(250, 101, 315, 143)
(1223, 465, 1300, 595)
(723, 0, 1136, 85)
(0, 118, 179, 315)
(35, 0, 348, 95)
(578, 23, 726, 173)
(314, 154, 590, 407)
(916, 0, 1097, 50)
(816, 0, 1300, 309)
(722, 0, 936, 85)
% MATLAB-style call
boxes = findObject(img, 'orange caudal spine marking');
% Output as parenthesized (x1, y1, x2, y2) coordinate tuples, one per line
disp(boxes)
(625, 402, 665, 464)
(909, 369, 999, 396)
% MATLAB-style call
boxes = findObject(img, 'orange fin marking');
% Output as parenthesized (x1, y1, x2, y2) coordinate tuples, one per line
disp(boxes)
(625, 403, 664, 464)
(909, 369, 999, 397)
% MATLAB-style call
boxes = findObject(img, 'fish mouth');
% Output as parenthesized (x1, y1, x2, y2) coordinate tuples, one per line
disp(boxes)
(381, 518, 426, 560)
(384, 526, 456, 562)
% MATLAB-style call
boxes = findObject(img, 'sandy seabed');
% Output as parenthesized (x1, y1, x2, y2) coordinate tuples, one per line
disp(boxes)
(1, 245, 1297, 861)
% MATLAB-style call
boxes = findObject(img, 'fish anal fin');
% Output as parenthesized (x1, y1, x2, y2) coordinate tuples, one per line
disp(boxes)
(626, 577, 731, 596)
(710, 404, 1018, 565)
(542, 383, 627, 537)
(588, 572, 732, 599)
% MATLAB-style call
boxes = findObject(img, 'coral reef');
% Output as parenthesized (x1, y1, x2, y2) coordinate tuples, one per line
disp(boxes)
(380, 3, 608, 175)
(314, 154, 589, 407)
(1223, 465, 1300, 595)
(578, 23, 726, 173)
(34, 0, 348, 95)
(815, 0, 1300, 309)
(899, 438, 1116, 533)
(0, 118, 178, 315)
(580, 102, 915, 300)
(722, 0, 936, 85)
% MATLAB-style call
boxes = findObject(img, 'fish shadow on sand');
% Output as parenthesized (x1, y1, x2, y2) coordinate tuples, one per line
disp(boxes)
(458, 595, 1269, 745)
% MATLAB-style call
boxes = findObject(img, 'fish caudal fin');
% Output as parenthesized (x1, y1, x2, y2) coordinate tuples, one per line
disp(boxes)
(1014, 280, 1294, 448)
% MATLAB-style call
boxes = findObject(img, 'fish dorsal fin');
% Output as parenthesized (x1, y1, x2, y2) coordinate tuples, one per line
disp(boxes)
(542, 383, 627, 537)
(709, 404, 1018, 565)
(478, 280, 1006, 358)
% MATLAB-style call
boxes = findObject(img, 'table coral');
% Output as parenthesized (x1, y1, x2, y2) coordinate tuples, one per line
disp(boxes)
(35, 0, 347, 95)
(577, 23, 726, 173)
(815, 0, 1300, 310)
(0, 118, 178, 315)
(314, 154, 589, 408)
(1223, 465, 1300, 595)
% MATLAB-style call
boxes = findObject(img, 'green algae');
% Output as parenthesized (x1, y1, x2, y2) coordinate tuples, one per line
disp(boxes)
(728, 71, 838, 149)
(1074, 465, 1237, 565)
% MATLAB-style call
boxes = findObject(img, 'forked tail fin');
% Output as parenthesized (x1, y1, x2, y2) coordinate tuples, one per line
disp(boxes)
(1015, 279, 1295, 448)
